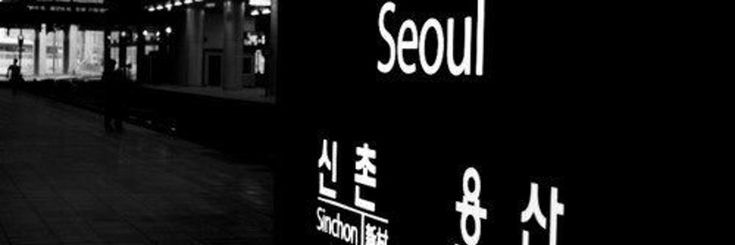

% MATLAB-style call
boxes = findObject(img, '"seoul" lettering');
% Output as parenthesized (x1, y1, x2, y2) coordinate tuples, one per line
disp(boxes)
(377, 0, 486, 76)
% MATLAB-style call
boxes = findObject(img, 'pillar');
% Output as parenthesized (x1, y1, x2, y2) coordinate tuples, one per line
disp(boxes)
(34, 28, 39, 75)
(68, 24, 79, 75)
(185, 6, 205, 86)
(17, 29, 24, 73)
(103, 29, 111, 73)
(118, 30, 128, 70)
(136, 28, 146, 83)
(268, 0, 278, 97)
(51, 30, 58, 74)
(62, 25, 70, 74)
(34, 24, 48, 76)
(222, 0, 245, 90)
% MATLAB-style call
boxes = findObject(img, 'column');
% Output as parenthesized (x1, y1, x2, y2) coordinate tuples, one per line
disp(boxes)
(34, 24, 48, 76)
(103, 29, 111, 73)
(62, 25, 70, 74)
(268, 0, 278, 97)
(51, 30, 58, 74)
(136, 28, 146, 83)
(185, 6, 205, 86)
(222, 0, 245, 90)
(118, 30, 128, 70)
(68, 24, 79, 75)
(34, 28, 39, 75)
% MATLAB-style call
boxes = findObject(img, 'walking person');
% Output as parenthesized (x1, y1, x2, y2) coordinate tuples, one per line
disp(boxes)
(6, 58, 23, 95)
(103, 60, 129, 133)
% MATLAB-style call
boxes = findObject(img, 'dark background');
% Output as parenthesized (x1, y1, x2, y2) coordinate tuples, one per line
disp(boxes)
(272, 0, 719, 244)
(278, 0, 604, 245)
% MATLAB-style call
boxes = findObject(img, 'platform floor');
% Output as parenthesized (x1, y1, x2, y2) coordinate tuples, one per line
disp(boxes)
(141, 85, 275, 104)
(0, 89, 273, 245)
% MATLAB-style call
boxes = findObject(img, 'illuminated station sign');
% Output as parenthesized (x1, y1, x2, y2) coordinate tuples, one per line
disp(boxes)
(276, 0, 575, 245)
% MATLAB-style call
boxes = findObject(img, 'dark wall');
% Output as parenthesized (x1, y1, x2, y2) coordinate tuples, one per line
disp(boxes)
(273, 1, 602, 245)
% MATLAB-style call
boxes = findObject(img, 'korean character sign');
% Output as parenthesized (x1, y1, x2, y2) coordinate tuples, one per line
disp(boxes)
(454, 167, 488, 245)
(450, 167, 567, 245)
(318, 139, 338, 200)
(520, 182, 565, 245)
(355, 143, 377, 212)
(315, 138, 390, 245)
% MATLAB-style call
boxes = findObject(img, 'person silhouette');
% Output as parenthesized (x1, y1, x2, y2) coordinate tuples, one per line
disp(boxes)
(103, 60, 129, 133)
(6, 58, 23, 95)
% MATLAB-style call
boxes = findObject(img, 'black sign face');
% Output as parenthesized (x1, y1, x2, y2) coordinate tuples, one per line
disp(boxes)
(275, 0, 612, 244)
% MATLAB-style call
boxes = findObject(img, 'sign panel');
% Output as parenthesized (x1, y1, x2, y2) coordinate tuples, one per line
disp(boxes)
(275, 0, 600, 244)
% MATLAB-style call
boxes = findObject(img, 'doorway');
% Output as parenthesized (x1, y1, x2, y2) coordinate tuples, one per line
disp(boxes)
(204, 51, 221, 86)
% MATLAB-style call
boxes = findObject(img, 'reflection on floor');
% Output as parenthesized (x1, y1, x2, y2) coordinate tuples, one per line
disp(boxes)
(0, 88, 273, 245)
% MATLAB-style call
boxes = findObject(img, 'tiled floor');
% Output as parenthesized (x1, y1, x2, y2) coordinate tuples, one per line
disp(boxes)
(0, 89, 273, 245)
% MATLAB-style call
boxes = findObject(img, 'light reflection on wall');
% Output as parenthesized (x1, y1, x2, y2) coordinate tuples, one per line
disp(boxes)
(0, 28, 35, 75)
(75, 30, 104, 76)
(0, 26, 104, 78)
